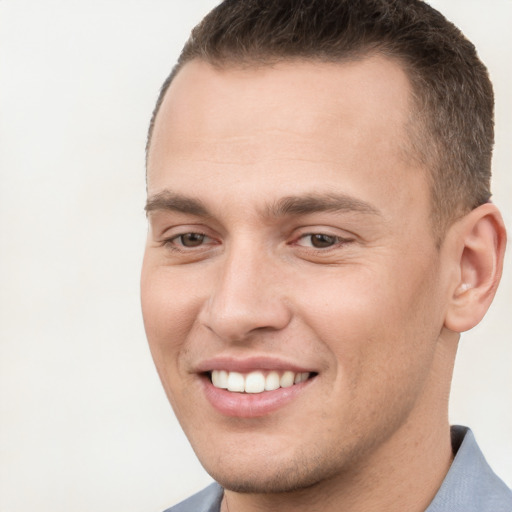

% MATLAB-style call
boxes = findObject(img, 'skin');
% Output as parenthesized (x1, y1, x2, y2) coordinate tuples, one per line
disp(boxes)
(141, 57, 506, 512)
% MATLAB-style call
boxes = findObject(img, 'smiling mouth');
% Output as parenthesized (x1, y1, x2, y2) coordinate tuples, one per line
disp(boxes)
(208, 370, 316, 394)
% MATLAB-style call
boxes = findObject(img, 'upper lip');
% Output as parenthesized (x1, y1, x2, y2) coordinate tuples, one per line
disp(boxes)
(194, 356, 316, 374)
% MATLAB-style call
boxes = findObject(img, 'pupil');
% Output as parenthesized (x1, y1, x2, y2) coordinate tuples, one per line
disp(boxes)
(181, 233, 205, 247)
(311, 234, 335, 248)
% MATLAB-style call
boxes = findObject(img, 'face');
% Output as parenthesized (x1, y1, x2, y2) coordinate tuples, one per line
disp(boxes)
(142, 57, 453, 493)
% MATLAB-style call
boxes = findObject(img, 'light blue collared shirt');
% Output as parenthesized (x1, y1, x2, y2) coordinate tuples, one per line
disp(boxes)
(166, 426, 512, 512)
(426, 426, 511, 511)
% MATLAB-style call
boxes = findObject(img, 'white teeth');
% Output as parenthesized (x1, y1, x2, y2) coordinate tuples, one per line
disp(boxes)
(265, 371, 280, 391)
(294, 372, 309, 384)
(211, 370, 311, 393)
(211, 370, 228, 389)
(244, 372, 266, 393)
(227, 371, 245, 392)
(280, 371, 295, 388)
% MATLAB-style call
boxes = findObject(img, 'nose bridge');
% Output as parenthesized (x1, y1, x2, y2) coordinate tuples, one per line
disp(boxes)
(200, 236, 291, 341)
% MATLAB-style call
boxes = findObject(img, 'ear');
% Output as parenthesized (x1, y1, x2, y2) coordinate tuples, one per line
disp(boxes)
(444, 203, 507, 333)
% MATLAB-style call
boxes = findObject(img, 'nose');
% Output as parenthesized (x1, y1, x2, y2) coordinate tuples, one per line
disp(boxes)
(199, 241, 292, 343)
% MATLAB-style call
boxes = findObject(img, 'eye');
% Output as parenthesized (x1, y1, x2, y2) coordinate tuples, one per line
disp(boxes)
(166, 232, 214, 249)
(178, 233, 206, 247)
(308, 234, 337, 248)
(295, 233, 350, 249)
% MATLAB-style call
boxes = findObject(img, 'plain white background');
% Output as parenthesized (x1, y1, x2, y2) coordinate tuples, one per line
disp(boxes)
(0, 1, 510, 511)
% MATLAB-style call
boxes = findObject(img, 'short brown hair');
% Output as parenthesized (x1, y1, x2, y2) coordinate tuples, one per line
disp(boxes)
(147, 0, 494, 235)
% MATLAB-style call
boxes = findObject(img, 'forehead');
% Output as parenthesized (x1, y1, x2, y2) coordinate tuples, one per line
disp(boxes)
(149, 57, 413, 161)
(147, 57, 428, 222)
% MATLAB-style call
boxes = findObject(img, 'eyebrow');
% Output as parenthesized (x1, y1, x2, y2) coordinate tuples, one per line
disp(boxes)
(266, 193, 381, 217)
(145, 191, 210, 217)
(145, 190, 381, 218)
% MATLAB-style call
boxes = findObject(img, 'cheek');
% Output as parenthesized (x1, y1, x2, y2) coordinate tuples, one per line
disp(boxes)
(294, 264, 402, 341)
(140, 265, 202, 376)
(141, 267, 208, 419)
(294, 257, 440, 378)
(142, 261, 202, 333)
(295, 266, 441, 444)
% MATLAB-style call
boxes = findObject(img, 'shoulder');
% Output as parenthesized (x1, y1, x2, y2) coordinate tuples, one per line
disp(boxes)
(163, 483, 224, 512)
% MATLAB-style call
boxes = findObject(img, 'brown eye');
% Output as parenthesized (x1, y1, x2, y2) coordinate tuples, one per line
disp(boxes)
(310, 234, 337, 248)
(178, 233, 206, 247)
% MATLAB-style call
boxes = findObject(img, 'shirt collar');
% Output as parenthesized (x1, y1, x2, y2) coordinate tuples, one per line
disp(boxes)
(425, 425, 512, 511)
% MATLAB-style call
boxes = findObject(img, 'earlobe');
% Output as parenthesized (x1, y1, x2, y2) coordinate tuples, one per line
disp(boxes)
(444, 203, 507, 333)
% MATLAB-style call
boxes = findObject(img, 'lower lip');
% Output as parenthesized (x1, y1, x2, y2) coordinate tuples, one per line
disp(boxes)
(201, 376, 314, 418)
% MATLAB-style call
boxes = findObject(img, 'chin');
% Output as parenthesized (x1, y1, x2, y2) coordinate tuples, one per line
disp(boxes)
(211, 470, 324, 495)
(200, 447, 344, 495)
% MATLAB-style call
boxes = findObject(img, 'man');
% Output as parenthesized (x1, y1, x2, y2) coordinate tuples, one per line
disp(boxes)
(141, 1, 511, 511)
